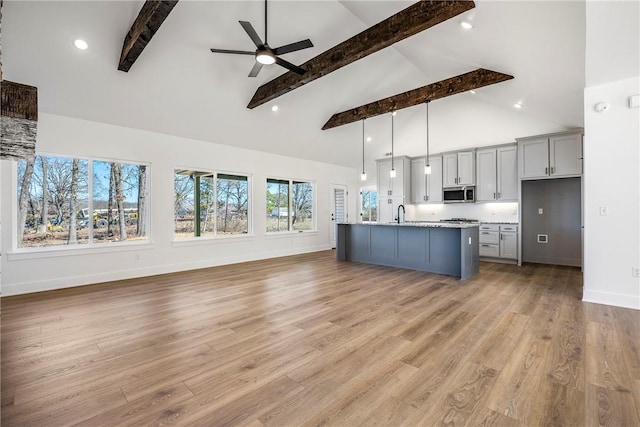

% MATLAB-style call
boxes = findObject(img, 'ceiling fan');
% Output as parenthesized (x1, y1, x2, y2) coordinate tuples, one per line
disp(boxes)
(210, 0, 314, 77)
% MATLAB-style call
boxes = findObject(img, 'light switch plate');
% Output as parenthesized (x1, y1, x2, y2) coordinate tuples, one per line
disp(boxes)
(599, 206, 608, 216)
(629, 94, 640, 109)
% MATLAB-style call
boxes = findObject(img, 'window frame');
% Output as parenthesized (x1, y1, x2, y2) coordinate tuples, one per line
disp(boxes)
(172, 167, 253, 242)
(360, 187, 378, 223)
(266, 177, 316, 234)
(11, 152, 152, 254)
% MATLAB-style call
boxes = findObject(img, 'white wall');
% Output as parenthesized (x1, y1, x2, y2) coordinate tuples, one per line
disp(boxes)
(0, 114, 358, 296)
(406, 202, 519, 224)
(583, 76, 640, 309)
(582, 0, 640, 310)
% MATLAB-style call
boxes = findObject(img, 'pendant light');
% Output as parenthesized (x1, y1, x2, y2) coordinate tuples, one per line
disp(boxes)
(360, 119, 367, 181)
(424, 100, 432, 175)
(390, 112, 397, 178)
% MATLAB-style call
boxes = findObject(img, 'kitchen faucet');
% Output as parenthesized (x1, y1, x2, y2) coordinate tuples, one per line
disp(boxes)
(396, 204, 405, 224)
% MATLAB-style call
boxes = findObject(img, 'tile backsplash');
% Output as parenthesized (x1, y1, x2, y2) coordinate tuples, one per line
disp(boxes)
(406, 202, 519, 223)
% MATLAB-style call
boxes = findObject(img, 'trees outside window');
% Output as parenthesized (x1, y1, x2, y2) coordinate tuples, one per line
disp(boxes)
(174, 170, 250, 239)
(16, 155, 147, 249)
(266, 178, 315, 232)
(361, 190, 378, 222)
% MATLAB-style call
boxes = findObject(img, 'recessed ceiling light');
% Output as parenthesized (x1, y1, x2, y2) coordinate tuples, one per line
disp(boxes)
(366, 136, 372, 142)
(271, 105, 279, 112)
(514, 103, 523, 109)
(73, 39, 89, 51)
(460, 21, 474, 30)
(470, 90, 476, 94)
(392, 111, 397, 116)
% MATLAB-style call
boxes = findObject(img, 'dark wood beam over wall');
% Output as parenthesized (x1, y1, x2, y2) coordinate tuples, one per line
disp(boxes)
(1, 80, 38, 160)
(247, 0, 475, 109)
(118, 0, 179, 72)
(322, 69, 514, 130)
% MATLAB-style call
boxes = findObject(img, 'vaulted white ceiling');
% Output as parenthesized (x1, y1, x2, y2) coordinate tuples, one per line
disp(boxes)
(3, 1, 587, 169)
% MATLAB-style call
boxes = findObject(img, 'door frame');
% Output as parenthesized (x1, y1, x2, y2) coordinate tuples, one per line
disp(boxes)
(330, 184, 348, 249)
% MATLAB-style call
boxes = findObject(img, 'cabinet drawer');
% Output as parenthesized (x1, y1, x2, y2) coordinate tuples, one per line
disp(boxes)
(479, 224, 499, 231)
(500, 225, 518, 232)
(479, 244, 499, 257)
(479, 231, 499, 244)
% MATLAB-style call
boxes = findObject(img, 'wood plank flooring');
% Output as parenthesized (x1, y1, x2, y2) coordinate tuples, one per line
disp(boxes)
(2, 250, 639, 426)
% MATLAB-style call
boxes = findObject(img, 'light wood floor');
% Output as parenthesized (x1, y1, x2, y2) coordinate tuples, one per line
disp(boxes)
(2, 251, 639, 426)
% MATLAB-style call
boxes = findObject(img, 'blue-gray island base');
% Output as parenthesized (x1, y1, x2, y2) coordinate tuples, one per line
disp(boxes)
(336, 223, 479, 280)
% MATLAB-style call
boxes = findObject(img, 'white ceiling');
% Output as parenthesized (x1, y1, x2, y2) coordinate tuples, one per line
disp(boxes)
(3, 1, 589, 169)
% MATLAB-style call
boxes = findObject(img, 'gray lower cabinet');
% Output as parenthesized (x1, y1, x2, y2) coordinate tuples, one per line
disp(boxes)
(336, 223, 479, 280)
(479, 223, 518, 261)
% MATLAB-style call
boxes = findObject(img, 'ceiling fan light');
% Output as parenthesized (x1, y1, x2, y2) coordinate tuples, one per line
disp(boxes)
(256, 51, 276, 65)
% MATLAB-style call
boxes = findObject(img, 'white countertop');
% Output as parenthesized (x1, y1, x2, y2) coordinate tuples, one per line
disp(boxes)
(342, 222, 480, 229)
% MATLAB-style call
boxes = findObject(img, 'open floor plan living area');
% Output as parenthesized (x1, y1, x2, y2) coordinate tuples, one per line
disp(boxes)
(1, 1, 639, 425)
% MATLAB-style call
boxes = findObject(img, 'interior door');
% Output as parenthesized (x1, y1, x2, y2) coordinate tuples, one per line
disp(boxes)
(330, 184, 348, 249)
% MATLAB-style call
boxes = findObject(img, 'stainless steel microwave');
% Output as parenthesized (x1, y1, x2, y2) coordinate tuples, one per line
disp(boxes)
(443, 186, 475, 203)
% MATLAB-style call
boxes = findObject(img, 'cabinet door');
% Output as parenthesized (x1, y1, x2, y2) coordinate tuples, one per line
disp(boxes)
(391, 159, 405, 197)
(497, 145, 518, 201)
(500, 232, 518, 259)
(377, 161, 391, 197)
(519, 138, 549, 179)
(442, 153, 458, 187)
(410, 158, 427, 203)
(426, 156, 443, 203)
(550, 133, 582, 177)
(457, 151, 476, 185)
(476, 148, 497, 201)
(377, 197, 391, 223)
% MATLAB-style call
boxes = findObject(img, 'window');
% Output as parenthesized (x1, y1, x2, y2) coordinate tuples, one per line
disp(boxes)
(361, 190, 377, 222)
(266, 178, 315, 232)
(174, 170, 250, 239)
(17, 155, 149, 249)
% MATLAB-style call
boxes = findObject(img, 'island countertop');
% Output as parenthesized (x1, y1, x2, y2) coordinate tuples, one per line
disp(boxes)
(336, 222, 479, 280)
(341, 221, 480, 229)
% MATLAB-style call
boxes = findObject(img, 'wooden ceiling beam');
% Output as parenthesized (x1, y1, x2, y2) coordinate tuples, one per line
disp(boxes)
(321, 68, 514, 130)
(247, 0, 475, 109)
(118, 0, 179, 72)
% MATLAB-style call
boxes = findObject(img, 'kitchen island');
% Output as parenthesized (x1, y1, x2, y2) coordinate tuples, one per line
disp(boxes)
(336, 222, 479, 280)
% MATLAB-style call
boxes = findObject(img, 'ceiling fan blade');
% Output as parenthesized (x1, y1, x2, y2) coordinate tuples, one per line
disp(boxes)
(239, 21, 264, 48)
(248, 62, 263, 78)
(275, 57, 306, 75)
(210, 48, 255, 55)
(273, 39, 313, 56)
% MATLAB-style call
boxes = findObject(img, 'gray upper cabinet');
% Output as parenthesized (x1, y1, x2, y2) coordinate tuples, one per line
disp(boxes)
(518, 131, 583, 180)
(443, 151, 475, 187)
(376, 155, 412, 198)
(476, 145, 518, 202)
(410, 156, 442, 204)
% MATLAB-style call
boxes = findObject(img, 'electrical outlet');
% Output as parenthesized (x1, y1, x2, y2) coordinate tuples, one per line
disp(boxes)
(538, 208, 543, 215)
(633, 267, 640, 277)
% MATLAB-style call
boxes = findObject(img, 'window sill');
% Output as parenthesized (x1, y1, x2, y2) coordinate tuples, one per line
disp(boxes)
(172, 234, 255, 247)
(264, 230, 318, 239)
(7, 240, 155, 261)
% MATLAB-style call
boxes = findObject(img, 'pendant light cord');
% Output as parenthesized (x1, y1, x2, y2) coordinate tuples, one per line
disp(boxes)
(391, 113, 394, 170)
(426, 101, 430, 164)
(362, 119, 365, 175)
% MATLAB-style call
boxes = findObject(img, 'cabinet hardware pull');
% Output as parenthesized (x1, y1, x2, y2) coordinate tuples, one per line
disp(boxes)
(545, 167, 548, 175)
(493, 192, 496, 199)
(497, 192, 501, 199)
(551, 166, 554, 174)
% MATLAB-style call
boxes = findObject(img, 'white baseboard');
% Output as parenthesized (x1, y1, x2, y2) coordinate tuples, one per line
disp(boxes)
(583, 290, 640, 310)
(1, 244, 331, 297)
